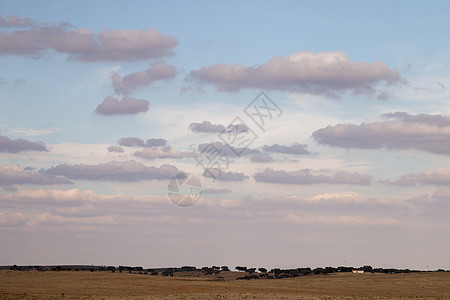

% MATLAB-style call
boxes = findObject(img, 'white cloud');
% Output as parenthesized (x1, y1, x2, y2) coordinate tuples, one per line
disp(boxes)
(112, 61, 176, 95)
(0, 14, 35, 28)
(189, 51, 403, 97)
(41, 160, 179, 181)
(0, 19, 178, 61)
(313, 112, 450, 155)
(95, 96, 149, 115)
(117, 137, 167, 148)
(254, 168, 372, 185)
(0, 136, 48, 153)
(0, 164, 71, 186)
(0, 212, 27, 227)
(388, 167, 450, 186)
(0, 126, 61, 137)
(30, 213, 116, 225)
(0, 188, 170, 207)
(304, 191, 365, 204)
(285, 212, 401, 226)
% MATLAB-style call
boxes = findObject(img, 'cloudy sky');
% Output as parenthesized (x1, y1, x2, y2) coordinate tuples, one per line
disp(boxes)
(1, 0, 450, 270)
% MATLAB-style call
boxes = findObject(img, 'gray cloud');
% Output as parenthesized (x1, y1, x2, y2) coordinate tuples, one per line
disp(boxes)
(107, 145, 124, 153)
(382, 111, 450, 127)
(180, 85, 205, 94)
(41, 160, 178, 182)
(189, 51, 402, 96)
(203, 168, 248, 181)
(134, 146, 184, 160)
(118, 137, 145, 147)
(189, 121, 226, 133)
(313, 112, 450, 155)
(0, 188, 169, 215)
(197, 141, 259, 158)
(189, 121, 249, 134)
(112, 61, 177, 95)
(250, 153, 275, 163)
(387, 168, 450, 186)
(0, 135, 48, 153)
(2, 186, 18, 192)
(263, 143, 310, 155)
(14, 78, 26, 85)
(145, 138, 167, 147)
(0, 164, 72, 186)
(0, 212, 27, 227)
(95, 96, 149, 115)
(117, 137, 167, 147)
(0, 19, 177, 61)
(254, 168, 372, 185)
(431, 189, 450, 200)
(226, 123, 249, 133)
(0, 15, 35, 28)
(202, 188, 232, 194)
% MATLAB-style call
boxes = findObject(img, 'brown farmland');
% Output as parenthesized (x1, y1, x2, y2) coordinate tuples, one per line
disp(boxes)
(1, 269, 450, 299)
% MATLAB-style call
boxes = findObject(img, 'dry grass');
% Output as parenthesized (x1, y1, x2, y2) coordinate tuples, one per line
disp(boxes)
(0, 270, 449, 299)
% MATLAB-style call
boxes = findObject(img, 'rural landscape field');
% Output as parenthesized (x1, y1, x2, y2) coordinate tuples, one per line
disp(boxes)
(2, 2, 450, 300)
(1, 269, 450, 299)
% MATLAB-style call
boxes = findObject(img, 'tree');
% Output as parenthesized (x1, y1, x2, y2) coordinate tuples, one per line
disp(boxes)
(236, 266, 246, 272)
(337, 266, 352, 273)
(221, 266, 230, 271)
(181, 266, 196, 272)
(270, 268, 282, 277)
(362, 265, 373, 273)
(247, 268, 256, 274)
(212, 266, 220, 271)
(258, 267, 267, 273)
(299, 267, 312, 275)
(161, 269, 174, 277)
(313, 267, 324, 274)
(10, 265, 21, 271)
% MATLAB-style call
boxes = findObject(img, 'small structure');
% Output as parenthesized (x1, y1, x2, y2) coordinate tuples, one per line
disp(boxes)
(352, 269, 365, 274)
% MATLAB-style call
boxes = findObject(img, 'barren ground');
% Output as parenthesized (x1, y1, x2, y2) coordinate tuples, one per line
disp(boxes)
(1, 270, 449, 299)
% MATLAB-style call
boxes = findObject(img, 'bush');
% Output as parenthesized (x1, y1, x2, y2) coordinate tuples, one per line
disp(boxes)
(161, 269, 174, 277)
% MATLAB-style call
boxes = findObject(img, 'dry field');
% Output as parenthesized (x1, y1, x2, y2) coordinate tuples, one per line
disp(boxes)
(1, 269, 449, 299)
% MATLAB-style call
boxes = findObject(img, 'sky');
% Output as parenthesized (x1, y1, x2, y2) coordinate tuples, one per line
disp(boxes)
(1, 0, 450, 270)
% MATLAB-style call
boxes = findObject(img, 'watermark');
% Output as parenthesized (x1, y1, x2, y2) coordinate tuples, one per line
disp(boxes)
(218, 117, 258, 156)
(244, 91, 283, 132)
(167, 91, 282, 206)
(194, 91, 283, 182)
(167, 172, 202, 207)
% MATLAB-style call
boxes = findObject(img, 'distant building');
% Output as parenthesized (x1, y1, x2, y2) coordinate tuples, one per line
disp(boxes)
(352, 270, 365, 274)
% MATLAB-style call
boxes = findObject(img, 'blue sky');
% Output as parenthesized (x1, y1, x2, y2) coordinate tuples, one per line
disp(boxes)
(1, 0, 450, 270)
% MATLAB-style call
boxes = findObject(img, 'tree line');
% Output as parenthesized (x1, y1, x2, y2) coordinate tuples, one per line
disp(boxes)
(3, 264, 448, 280)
